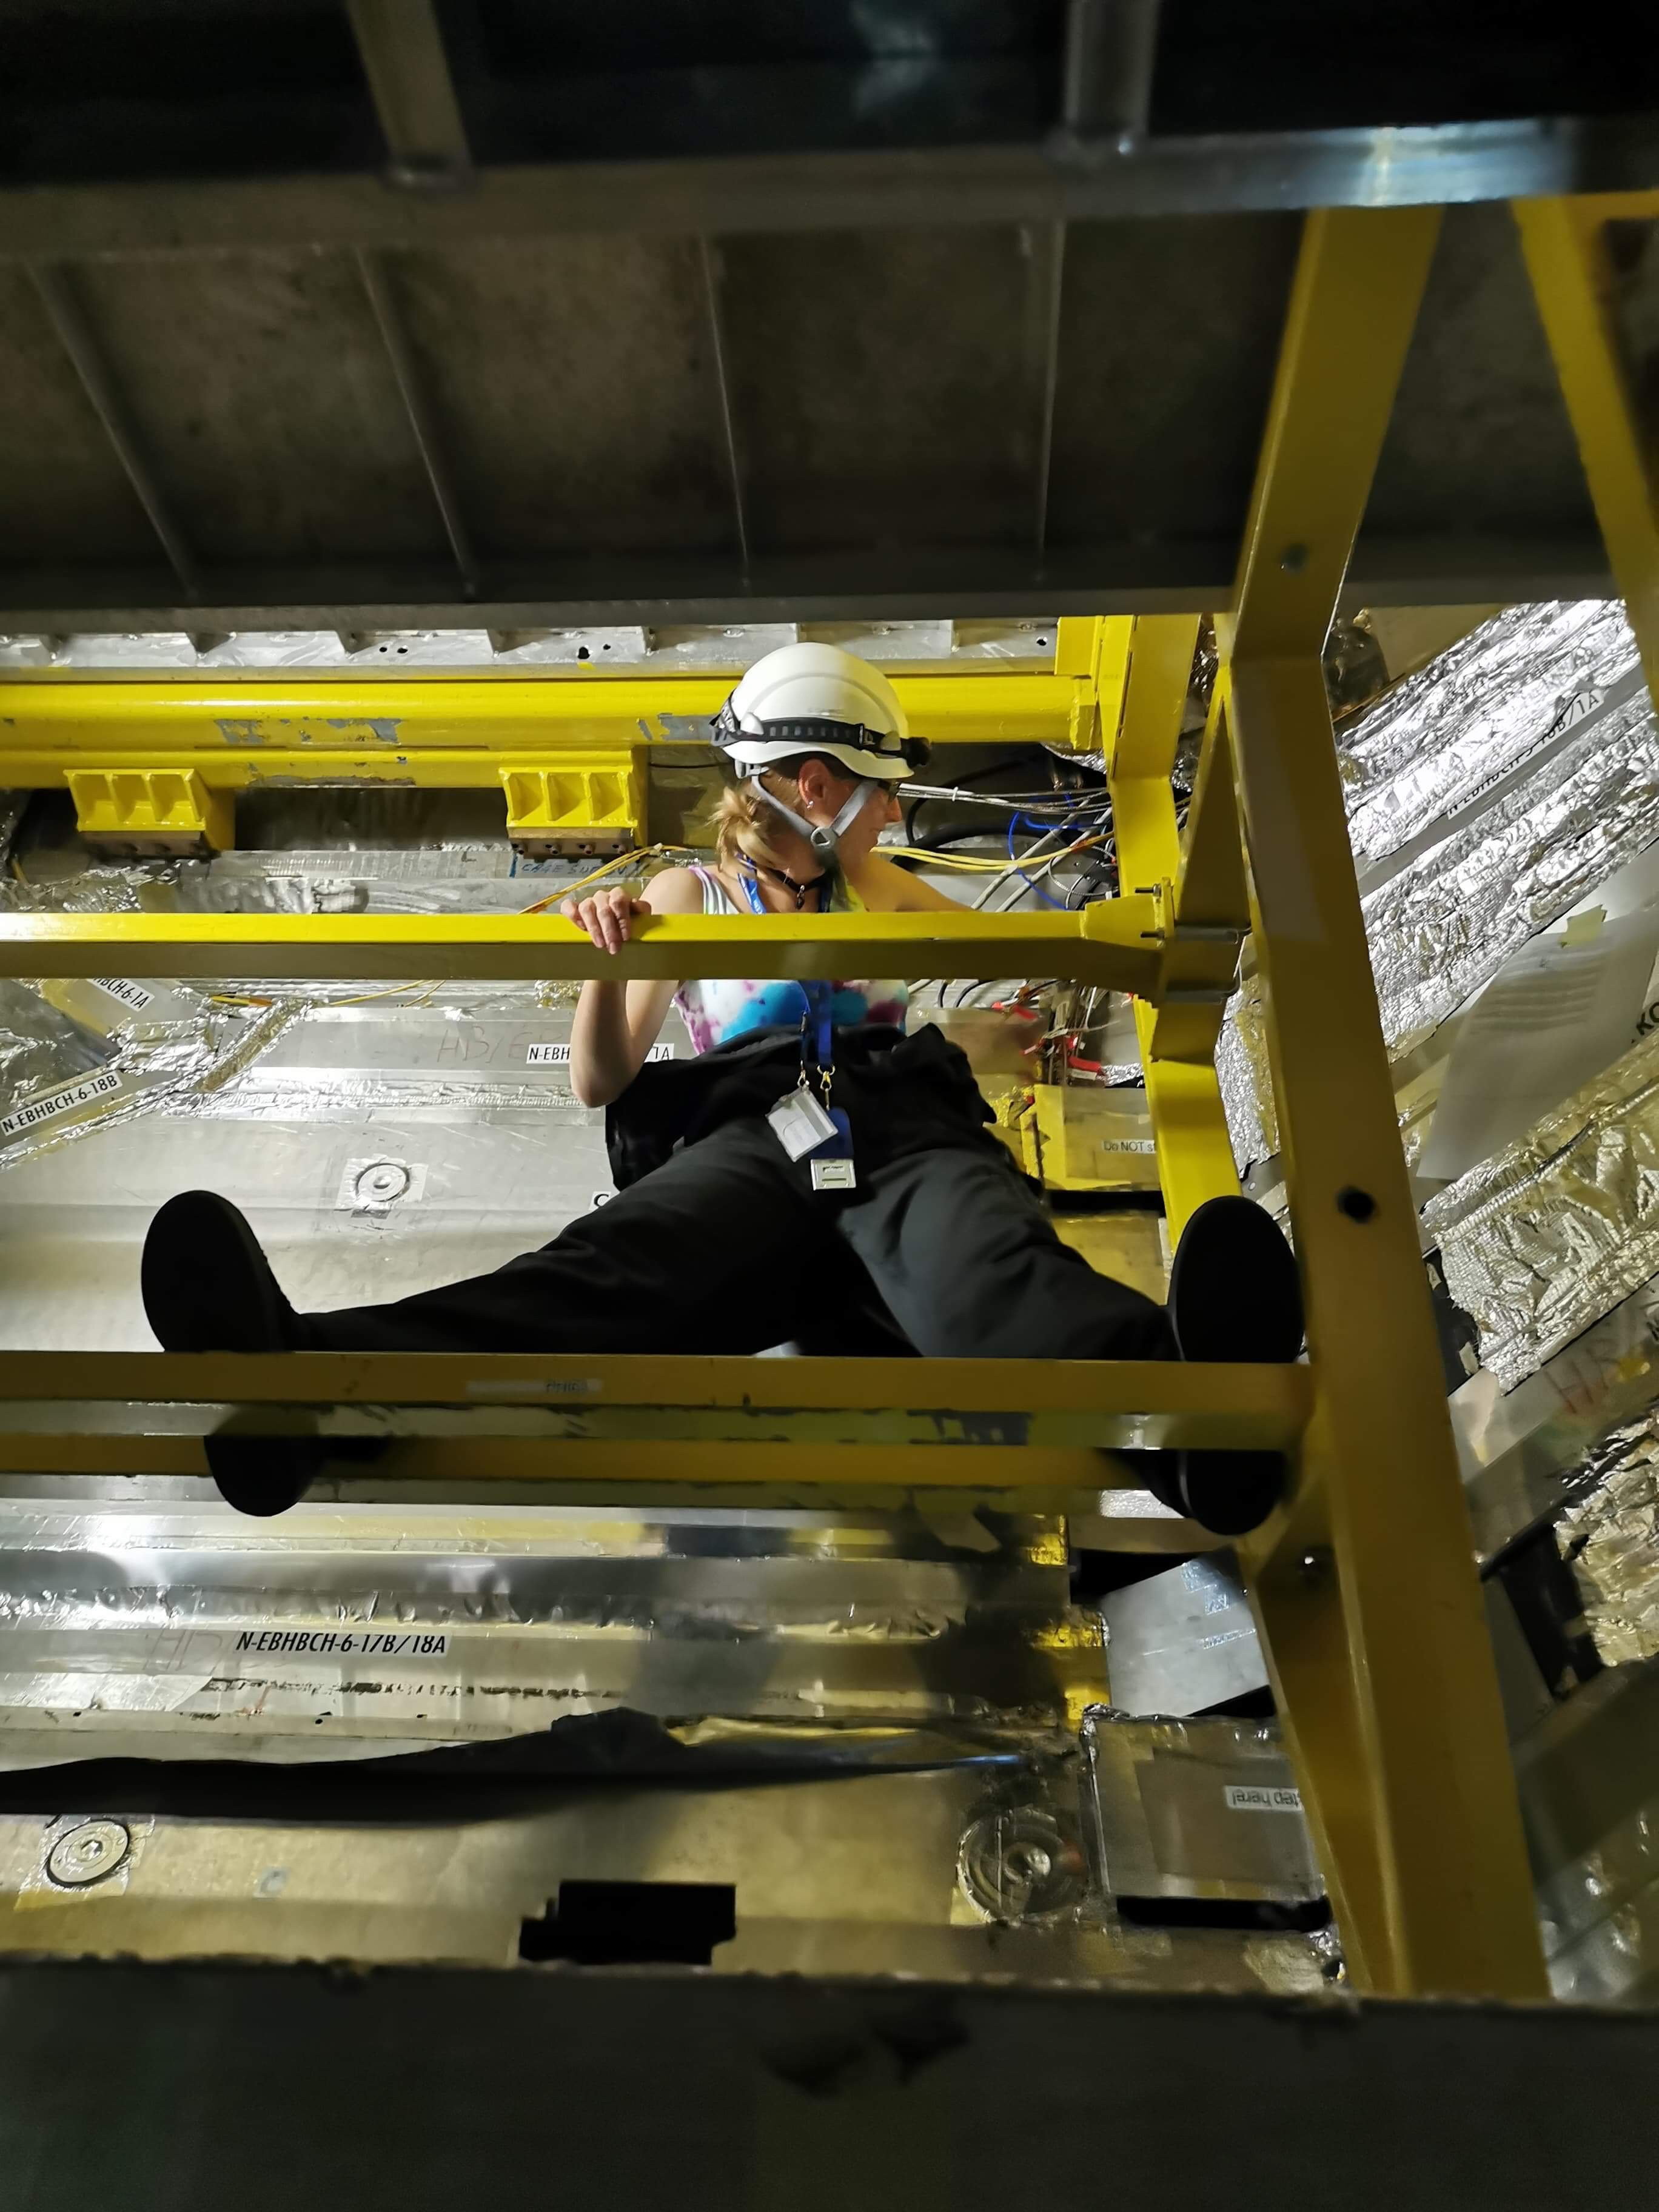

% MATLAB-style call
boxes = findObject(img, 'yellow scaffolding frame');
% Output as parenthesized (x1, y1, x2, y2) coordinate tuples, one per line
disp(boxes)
(12, 193, 1658, 2002)
(1513, 189, 1659, 703)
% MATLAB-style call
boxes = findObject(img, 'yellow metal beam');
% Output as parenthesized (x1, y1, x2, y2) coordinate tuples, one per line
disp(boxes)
(1147, 664, 1252, 1064)
(0, 670, 1097, 783)
(1105, 613, 1240, 1236)
(1225, 204, 1546, 2000)
(1514, 193, 1659, 709)
(0, 902, 1166, 991)
(0, 1433, 1109, 1503)
(0, 1349, 1309, 1453)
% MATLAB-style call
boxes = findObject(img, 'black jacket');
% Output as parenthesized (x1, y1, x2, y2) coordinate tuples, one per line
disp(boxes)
(604, 1021, 1000, 1190)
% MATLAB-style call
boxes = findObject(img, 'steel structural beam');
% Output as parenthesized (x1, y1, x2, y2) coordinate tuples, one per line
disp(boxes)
(0, 1349, 1306, 1449)
(0, 905, 1165, 993)
(0, 537, 1618, 637)
(346, 0, 471, 183)
(0, 671, 1097, 783)
(355, 248, 480, 597)
(1224, 206, 1547, 2000)
(1104, 613, 1239, 1238)
(1148, 659, 1251, 1064)
(1515, 192, 1659, 712)
(1, 119, 1654, 263)
(27, 264, 201, 598)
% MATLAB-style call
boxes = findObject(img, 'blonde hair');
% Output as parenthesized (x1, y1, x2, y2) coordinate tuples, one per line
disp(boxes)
(706, 757, 826, 870)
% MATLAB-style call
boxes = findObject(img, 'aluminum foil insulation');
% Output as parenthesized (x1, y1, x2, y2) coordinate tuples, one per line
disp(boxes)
(1363, 679, 1659, 1054)
(1339, 600, 1638, 874)
(1217, 602, 1650, 1165)
(0, 825, 645, 1170)
(1556, 1418, 1659, 1667)
(0, 1495, 1102, 1754)
(1425, 1022, 1659, 1387)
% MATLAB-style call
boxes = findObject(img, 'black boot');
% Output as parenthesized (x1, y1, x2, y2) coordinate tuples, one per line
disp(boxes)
(1167, 1195, 1303, 1363)
(142, 1191, 320, 1517)
(1143, 1197, 1304, 1538)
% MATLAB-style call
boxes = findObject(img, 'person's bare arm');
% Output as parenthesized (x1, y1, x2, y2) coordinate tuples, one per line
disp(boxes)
(562, 866, 705, 1107)
(851, 852, 969, 913)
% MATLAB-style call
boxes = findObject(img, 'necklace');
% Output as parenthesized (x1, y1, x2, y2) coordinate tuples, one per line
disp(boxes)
(739, 857, 828, 911)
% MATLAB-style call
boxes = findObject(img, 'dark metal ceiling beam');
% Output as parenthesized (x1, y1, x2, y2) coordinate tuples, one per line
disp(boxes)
(1, 118, 1654, 261)
(0, 537, 1616, 637)
(26, 262, 199, 598)
(354, 247, 480, 597)
(345, 0, 471, 188)
(1025, 221, 1066, 557)
(1062, 0, 1162, 143)
(697, 239, 752, 577)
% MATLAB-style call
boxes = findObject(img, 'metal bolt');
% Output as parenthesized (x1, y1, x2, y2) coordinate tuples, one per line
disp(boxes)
(1298, 1547, 1332, 1584)
(1279, 543, 1309, 573)
(354, 1159, 411, 1205)
(46, 1818, 131, 1888)
(1336, 1185, 1377, 1222)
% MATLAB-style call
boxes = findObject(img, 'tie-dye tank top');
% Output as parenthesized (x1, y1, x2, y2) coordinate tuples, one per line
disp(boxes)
(671, 864, 908, 1055)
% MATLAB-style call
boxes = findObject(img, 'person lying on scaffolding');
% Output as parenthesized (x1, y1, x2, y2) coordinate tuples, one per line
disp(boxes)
(140, 643, 1302, 1521)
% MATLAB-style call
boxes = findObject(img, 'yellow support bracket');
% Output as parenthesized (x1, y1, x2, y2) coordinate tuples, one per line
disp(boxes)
(1054, 614, 1133, 753)
(1514, 191, 1659, 711)
(1105, 613, 1241, 1237)
(500, 748, 645, 858)
(1225, 204, 1546, 2002)
(66, 766, 233, 855)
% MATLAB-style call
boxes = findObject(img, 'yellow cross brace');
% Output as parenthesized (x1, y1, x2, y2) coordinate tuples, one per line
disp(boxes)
(0, 904, 1167, 991)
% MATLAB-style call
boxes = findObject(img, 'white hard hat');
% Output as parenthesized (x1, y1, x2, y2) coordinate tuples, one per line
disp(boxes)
(711, 642, 927, 782)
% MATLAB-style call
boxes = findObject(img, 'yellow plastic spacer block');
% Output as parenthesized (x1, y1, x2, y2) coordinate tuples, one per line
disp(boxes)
(500, 749, 645, 858)
(67, 767, 233, 854)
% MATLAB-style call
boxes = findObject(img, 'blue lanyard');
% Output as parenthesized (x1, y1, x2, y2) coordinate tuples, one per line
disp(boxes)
(738, 865, 834, 1074)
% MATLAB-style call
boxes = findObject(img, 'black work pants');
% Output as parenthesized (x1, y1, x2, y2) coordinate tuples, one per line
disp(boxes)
(304, 1116, 1173, 1362)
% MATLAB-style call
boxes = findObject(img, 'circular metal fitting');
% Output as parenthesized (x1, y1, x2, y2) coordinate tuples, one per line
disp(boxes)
(354, 1160, 411, 1206)
(46, 1818, 131, 1888)
(957, 1802, 1084, 1924)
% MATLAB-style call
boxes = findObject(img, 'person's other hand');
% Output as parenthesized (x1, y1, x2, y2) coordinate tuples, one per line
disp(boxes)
(561, 888, 648, 954)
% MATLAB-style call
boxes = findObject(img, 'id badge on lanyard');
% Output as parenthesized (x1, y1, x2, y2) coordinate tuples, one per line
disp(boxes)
(744, 871, 857, 1192)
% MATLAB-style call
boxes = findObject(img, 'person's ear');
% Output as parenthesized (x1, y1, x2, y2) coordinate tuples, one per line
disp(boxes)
(795, 758, 834, 814)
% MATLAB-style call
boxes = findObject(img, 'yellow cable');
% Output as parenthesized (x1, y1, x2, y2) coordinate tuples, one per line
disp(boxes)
(879, 845, 1013, 872)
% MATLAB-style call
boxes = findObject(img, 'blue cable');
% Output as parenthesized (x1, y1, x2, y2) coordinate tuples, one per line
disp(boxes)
(1007, 808, 1093, 911)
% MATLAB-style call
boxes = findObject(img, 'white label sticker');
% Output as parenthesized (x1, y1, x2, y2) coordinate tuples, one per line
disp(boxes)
(1224, 1783, 1304, 1814)
(527, 1041, 673, 1065)
(233, 1629, 449, 1659)
(0, 1067, 122, 1139)
(91, 977, 154, 1013)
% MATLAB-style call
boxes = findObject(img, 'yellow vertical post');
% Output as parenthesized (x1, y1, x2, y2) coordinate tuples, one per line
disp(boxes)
(1514, 192, 1659, 708)
(1106, 615, 1240, 1237)
(1057, 614, 1134, 760)
(1227, 206, 1547, 1998)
